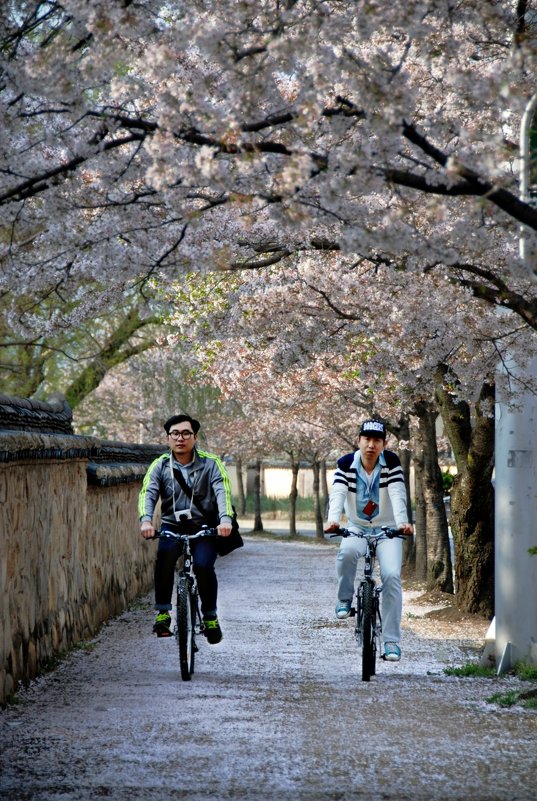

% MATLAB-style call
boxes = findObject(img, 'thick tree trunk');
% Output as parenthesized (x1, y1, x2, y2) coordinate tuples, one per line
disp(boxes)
(235, 456, 246, 516)
(391, 418, 414, 569)
(253, 459, 263, 532)
(413, 455, 428, 582)
(312, 460, 324, 539)
(289, 461, 299, 536)
(435, 368, 495, 616)
(414, 401, 454, 593)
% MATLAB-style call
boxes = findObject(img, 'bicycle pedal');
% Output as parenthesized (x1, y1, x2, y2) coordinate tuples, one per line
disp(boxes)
(349, 607, 356, 617)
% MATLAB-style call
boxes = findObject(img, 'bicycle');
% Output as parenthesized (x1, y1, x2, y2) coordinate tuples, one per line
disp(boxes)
(329, 525, 407, 682)
(152, 526, 217, 681)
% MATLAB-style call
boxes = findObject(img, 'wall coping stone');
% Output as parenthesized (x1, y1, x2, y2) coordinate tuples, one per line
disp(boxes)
(0, 393, 73, 434)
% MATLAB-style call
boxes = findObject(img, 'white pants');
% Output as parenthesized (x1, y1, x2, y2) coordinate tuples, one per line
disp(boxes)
(336, 533, 403, 643)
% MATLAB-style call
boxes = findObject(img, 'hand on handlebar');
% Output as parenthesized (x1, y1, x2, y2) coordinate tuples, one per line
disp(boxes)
(324, 522, 341, 533)
(140, 521, 155, 539)
(217, 522, 232, 537)
(398, 523, 414, 536)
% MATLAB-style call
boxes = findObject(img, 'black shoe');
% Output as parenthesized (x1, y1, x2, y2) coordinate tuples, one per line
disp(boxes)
(153, 612, 172, 637)
(203, 616, 223, 644)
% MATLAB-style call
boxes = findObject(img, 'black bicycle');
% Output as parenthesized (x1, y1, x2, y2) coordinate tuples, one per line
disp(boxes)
(330, 526, 406, 682)
(154, 526, 217, 681)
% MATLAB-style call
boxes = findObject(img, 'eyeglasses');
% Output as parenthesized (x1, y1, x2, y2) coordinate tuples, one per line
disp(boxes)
(169, 430, 194, 439)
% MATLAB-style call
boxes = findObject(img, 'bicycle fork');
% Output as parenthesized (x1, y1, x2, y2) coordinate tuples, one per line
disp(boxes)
(354, 581, 383, 647)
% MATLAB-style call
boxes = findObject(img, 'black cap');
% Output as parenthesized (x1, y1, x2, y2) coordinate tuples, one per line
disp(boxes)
(359, 419, 386, 439)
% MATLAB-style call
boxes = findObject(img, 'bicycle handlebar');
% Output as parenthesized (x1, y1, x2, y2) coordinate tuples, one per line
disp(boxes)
(150, 527, 218, 541)
(327, 526, 409, 540)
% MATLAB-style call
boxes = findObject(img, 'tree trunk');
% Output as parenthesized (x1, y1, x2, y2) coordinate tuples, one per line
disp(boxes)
(435, 367, 495, 616)
(320, 459, 329, 519)
(64, 308, 158, 409)
(289, 461, 299, 536)
(391, 418, 414, 569)
(312, 460, 324, 539)
(414, 401, 454, 593)
(235, 456, 246, 516)
(413, 458, 428, 582)
(253, 459, 263, 532)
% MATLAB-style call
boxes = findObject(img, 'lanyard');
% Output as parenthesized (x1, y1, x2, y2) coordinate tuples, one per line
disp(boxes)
(169, 453, 195, 515)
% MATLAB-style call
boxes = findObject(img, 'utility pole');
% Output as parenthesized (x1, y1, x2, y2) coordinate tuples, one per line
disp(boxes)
(493, 92, 537, 672)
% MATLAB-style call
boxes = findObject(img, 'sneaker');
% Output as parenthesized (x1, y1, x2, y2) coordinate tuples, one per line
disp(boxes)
(335, 600, 352, 619)
(203, 616, 223, 645)
(153, 611, 172, 638)
(383, 642, 401, 661)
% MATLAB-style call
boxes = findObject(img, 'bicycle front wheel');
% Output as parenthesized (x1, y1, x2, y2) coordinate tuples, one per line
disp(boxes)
(177, 576, 196, 681)
(361, 580, 374, 682)
(370, 593, 380, 677)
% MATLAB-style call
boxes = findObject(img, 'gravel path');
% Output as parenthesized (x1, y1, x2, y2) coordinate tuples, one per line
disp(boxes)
(1, 536, 536, 801)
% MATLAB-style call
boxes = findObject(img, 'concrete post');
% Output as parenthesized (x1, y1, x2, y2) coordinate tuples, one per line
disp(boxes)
(493, 92, 537, 673)
(495, 360, 537, 671)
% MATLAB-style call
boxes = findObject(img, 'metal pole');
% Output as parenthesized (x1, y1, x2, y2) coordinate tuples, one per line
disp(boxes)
(494, 92, 537, 673)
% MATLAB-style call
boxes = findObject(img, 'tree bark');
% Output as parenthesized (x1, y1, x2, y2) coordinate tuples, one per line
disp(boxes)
(320, 459, 329, 519)
(413, 450, 428, 582)
(413, 401, 454, 593)
(312, 460, 324, 539)
(235, 456, 246, 516)
(288, 460, 300, 537)
(253, 459, 263, 532)
(390, 418, 414, 568)
(435, 367, 495, 616)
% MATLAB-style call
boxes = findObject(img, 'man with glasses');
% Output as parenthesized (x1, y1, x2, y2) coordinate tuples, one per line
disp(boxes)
(139, 414, 234, 642)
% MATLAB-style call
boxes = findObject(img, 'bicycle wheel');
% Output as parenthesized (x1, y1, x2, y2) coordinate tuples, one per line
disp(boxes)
(370, 594, 380, 677)
(177, 575, 196, 681)
(361, 580, 374, 682)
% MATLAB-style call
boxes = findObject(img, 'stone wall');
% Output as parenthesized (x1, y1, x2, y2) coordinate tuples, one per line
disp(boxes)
(0, 395, 163, 706)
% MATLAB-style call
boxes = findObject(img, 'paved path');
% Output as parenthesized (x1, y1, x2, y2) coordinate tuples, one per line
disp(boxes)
(1, 537, 536, 801)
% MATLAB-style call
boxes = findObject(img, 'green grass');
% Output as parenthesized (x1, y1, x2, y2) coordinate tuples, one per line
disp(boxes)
(444, 663, 496, 678)
(515, 662, 537, 681)
(243, 528, 333, 545)
(486, 690, 520, 707)
(239, 494, 319, 520)
(444, 661, 537, 710)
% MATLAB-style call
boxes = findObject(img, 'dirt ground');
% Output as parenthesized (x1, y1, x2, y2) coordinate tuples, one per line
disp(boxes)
(1, 535, 536, 801)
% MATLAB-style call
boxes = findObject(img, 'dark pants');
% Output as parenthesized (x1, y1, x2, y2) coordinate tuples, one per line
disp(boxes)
(154, 536, 218, 617)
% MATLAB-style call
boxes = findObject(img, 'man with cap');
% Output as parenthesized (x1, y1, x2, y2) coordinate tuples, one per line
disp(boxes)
(325, 419, 413, 662)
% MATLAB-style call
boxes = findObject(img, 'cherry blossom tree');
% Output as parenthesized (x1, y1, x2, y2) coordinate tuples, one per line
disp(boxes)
(3, 0, 537, 616)
(2, 0, 537, 349)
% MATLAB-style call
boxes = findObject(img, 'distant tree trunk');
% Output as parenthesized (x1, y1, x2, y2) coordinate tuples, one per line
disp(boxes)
(435, 367, 495, 616)
(414, 401, 454, 594)
(312, 460, 324, 538)
(289, 460, 300, 536)
(253, 459, 263, 532)
(320, 459, 329, 518)
(235, 456, 246, 516)
(413, 461, 428, 582)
